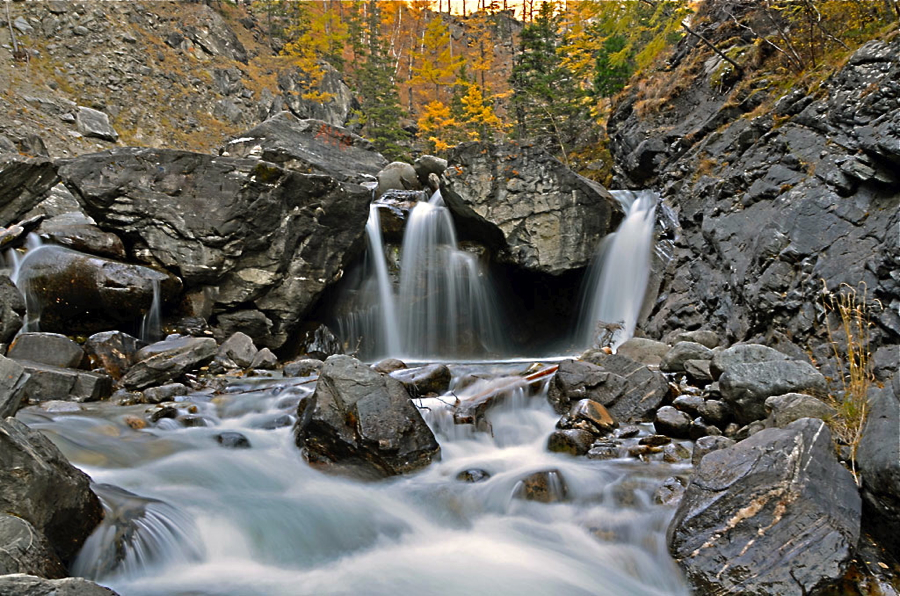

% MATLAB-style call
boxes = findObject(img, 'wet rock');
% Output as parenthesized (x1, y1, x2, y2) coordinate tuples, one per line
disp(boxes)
(372, 358, 407, 374)
(580, 350, 670, 421)
(221, 113, 387, 184)
(148, 405, 178, 423)
(628, 444, 663, 458)
(857, 381, 900, 556)
(7, 332, 85, 369)
(121, 337, 217, 390)
(709, 344, 790, 381)
(0, 514, 66, 578)
(688, 417, 720, 441)
(250, 347, 278, 370)
(654, 476, 687, 506)
(300, 325, 343, 360)
(38, 217, 127, 260)
(672, 394, 704, 417)
(640, 434, 671, 446)
(669, 419, 861, 595)
(719, 360, 827, 425)
(654, 406, 692, 439)
(60, 147, 370, 349)
(663, 442, 692, 463)
(141, 383, 188, 405)
(441, 142, 622, 275)
(0, 575, 120, 596)
(216, 332, 258, 369)
(547, 429, 594, 456)
(691, 435, 736, 466)
(615, 425, 641, 439)
(660, 342, 713, 373)
(697, 399, 731, 427)
(587, 441, 621, 460)
(75, 107, 118, 142)
(376, 162, 422, 198)
(0, 275, 25, 343)
(17, 361, 111, 404)
(547, 359, 626, 415)
(391, 364, 452, 397)
(298, 355, 440, 477)
(615, 337, 669, 366)
(671, 330, 719, 349)
(283, 358, 323, 378)
(457, 469, 490, 483)
(84, 331, 141, 380)
(123, 415, 146, 430)
(0, 418, 103, 565)
(683, 359, 713, 383)
(570, 398, 617, 434)
(216, 431, 251, 449)
(12, 245, 180, 336)
(413, 155, 448, 185)
(0, 355, 29, 418)
(513, 470, 568, 503)
(0, 155, 59, 227)
(765, 392, 837, 428)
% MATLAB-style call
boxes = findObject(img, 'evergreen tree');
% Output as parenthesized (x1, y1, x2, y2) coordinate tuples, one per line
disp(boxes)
(593, 35, 632, 98)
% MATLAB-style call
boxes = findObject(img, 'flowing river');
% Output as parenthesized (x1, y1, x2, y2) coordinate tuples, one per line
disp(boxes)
(18, 362, 689, 596)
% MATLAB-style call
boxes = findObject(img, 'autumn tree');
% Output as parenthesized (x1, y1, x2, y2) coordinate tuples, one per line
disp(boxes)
(411, 16, 465, 105)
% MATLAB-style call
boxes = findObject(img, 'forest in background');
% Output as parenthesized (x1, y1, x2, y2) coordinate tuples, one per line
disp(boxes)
(245, 0, 897, 181)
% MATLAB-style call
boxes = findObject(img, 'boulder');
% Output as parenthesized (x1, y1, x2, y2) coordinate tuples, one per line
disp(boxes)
(0, 514, 66, 578)
(513, 470, 568, 503)
(300, 324, 343, 360)
(660, 341, 713, 373)
(141, 383, 188, 405)
(547, 358, 626, 415)
(581, 350, 670, 421)
(17, 361, 112, 404)
(0, 418, 103, 564)
(547, 429, 594, 456)
(570, 398, 617, 434)
(391, 364, 451, 397)
(857, 381, 900, 555)
(0, 575, 120, 596)
(615, 337, 669, 366)
(12, 244, 181, 336)
(710, 344, 790, 381)
(121, 336, 217, 390)
(84, 331, 142, 380)
(0, 355, 29, 418)
(283, 358, 323, 378)
(719, 360, 827, 424)
(372, 358, 407, 374)
(297, 355, 440, 477)
(765, 393, 837, 428)
(683, 359, 713, 383)
(59, 147, 370, 349)
(37, 215, 126, 260)
(217, 332, 258, 369)
(221, 113, 387, 184)
(0, 155, 59, 227)
(691, 435, 736, 466)
(670, 330, 719, 349)
(654, 406, 692, 439)
(7, 333, 85, 369)
(376, 162, 422, 197)
(75, 107, 118, 142)
(413, 155, 448, 185)
(668, 418, 861, 595)
(0, 275, 25, 343)
(441, 142, 622, 275)
(249, 347, 278, 370)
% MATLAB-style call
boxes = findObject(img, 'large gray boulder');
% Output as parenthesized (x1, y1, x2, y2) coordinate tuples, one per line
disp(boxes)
(668, 418, 861, 595)
(75, 107, 118, 142)
(441, 142, 622, 275)
(719, 360, 827, 424)
(581, 350, 670, 421)
(547, 359, 626, 415)
(376, 161, 422, 197)
(0, 574, 120, 596)
(16, 361, 112, 404)
(121, 336, 217, 390)
(0, 418, 103, 564)
(297, 355, 440, 478)
(59, 147, 370, 349)
(0, 514, 66, 578)
(0, 155, 60, 227)
(12, 244, 181, 336)
(710, 344, 790, 380)
(857, 380, 900, 555)
(8, 332, 85, 369)
(0, 355, 29, 418)
(221, 112, 387, 185)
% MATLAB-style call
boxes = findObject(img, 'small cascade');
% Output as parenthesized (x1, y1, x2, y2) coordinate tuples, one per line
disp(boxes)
(5, 233, 47, 332)
(396, 191, 504, 359)
(365, 204, 401, 356)
(141, 278, 162, 343)
(578, 190, 658, 349)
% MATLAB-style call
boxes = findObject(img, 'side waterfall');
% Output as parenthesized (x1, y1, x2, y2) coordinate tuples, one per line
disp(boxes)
(578, 190, 658, 349)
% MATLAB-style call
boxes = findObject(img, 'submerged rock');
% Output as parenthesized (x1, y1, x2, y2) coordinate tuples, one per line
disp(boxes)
(514, 470, 568, 503)
(297, 355, 440, 478)
(547, 429, 594, 456)
(668, 418, 861, 595)
(391, 364, 452, 397)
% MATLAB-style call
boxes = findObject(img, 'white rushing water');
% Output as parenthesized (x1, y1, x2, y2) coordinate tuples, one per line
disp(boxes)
(578, 190, 658, 349)
(19, 364, 688, 596)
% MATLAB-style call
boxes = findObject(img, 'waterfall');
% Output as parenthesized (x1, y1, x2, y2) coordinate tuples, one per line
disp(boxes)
(578, 190, 658, 350)
(5, 233, 47, 333)
(365, 204, 401, 357)
(140, 278, 162, 343)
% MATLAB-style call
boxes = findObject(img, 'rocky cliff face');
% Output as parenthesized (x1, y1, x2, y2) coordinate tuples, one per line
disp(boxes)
(608, 24, 900, 364)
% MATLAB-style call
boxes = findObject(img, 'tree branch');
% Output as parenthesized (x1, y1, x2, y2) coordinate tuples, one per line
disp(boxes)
(681, 21, 743, 74)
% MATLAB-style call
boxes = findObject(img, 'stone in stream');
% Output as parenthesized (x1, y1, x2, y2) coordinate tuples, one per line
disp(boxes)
(654, 477, 687, 507)
(37, 213, 127, 260)
(297, 355, 440, 478)
(764, 392, 837, 428)
(216, 331, 258, 369)
(513, 470, 568, 503)
(570, 398, 617, 434)
(456, 469, 491, 483)
(547, 429, 594, 456)
(84, 331, 142, 380)
(683, 359, 713, 383)
(371, 358, 407, 374)
(660, 341, 713, 373)
(668, 418, 861, 595)
(547, 359, 626, 415)
(697, 399, 731, 427)
(121, 336, 218, 390)
(250, 347, 278, 370)
(0, 355, 30, 418)
(283, 358, 323, 378)
(0, 418, 103, 565)
(857, 380, 900, 556)
(216, 431, 251, 449)
(653, 406, 692, 439)
(141, 383, 189, 405)
(0, 575, 121, 596)
(7, 332, 85, 369)
(391, 364, 452, 397)
(580, 350, 670, 422)
(300, 324, 343, 361)
(16, 361, 112, 404)
(0, 514, 66, 578)
(719, 360, 827, 425)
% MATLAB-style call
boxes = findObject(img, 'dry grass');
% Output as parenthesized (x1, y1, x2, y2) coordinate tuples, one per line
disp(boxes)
(819, 281, 882, 484)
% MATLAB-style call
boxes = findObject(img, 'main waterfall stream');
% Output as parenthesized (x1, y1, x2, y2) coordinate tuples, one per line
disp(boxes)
(19, 364, 688, 596)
